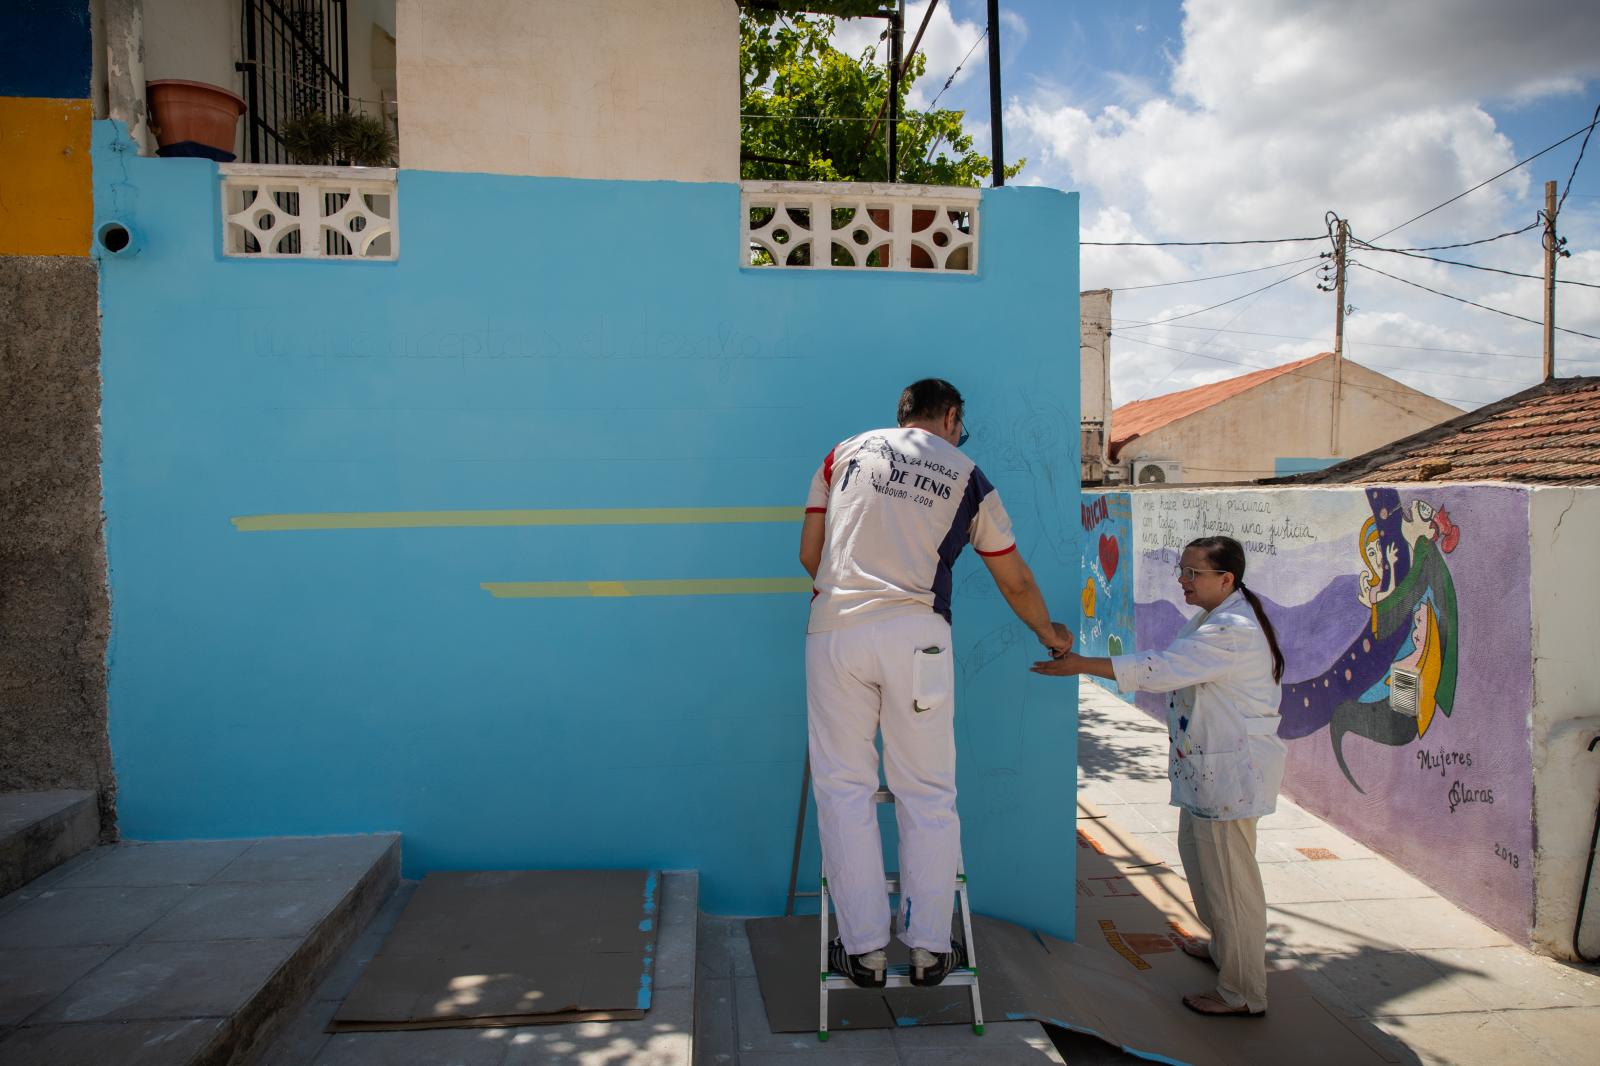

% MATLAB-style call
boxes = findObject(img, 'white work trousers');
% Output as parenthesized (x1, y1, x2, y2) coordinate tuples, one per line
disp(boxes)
(806, 611, 960, 955)
(1177, 809, 1269, 1013)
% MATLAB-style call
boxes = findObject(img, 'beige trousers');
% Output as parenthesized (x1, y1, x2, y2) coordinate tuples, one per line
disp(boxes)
(1177, 809, 1268, 1012)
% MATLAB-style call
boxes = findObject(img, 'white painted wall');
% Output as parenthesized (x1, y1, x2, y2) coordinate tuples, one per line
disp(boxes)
(1528, 486, 1600, 960)
(395, 0, 740, 181)
(1119, 358, 1461, 483)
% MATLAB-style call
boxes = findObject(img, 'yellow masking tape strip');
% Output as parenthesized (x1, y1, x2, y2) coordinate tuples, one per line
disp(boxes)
(231, 507, 804, 532)
(482, 578, 814, 599)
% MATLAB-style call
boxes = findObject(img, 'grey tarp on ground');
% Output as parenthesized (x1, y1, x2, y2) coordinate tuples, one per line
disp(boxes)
(330, 869, 659, 1032)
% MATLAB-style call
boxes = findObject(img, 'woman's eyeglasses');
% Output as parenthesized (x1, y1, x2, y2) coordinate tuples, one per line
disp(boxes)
(1173, 566, 1227, 581)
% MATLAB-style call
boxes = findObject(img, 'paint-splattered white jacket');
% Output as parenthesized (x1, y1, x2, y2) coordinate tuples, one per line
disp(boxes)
(1109, 590, 1286, 820)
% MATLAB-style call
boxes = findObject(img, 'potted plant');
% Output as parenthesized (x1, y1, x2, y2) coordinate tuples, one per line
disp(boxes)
(146, 80, 247, 161)
(281, 110, 397, 167)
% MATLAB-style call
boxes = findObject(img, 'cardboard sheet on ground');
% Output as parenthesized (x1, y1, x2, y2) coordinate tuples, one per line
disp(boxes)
(748, 805, 1399, 1066)
(329, 869, 659, 1032)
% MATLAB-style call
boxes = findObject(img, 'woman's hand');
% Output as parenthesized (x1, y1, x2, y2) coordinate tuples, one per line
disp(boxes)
(1031, 651, 1117, 681)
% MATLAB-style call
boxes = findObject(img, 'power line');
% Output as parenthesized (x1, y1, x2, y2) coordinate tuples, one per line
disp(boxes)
(1107, 318, 1600, 363)
(925, 28, 987, 114)
(1359, 221, 1541, 253)
(1084, 235, 1324, 247)
(1557, 101, 1600, 215)
(1353, 242, 1600, 290)
(1354, 261, 1600, 342)
(1105, 255, 1323, 291)
(1370, 105, 1600, 242)
(1117, 263, 1324, 328)
(1129, 262, 1315, 399)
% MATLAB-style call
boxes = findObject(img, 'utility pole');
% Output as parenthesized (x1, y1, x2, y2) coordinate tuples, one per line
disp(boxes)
(887, 2, 904, 182)
(1330, 217, 1348, 455)
(987, 0, 1003, 187)
(1544, 179, 1558, 381)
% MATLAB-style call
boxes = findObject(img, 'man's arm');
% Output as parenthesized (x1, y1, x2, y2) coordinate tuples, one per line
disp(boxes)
(981, 550, 1071, 654)
(799, 511, 825, 579)
(1030, 653, 1115, 680)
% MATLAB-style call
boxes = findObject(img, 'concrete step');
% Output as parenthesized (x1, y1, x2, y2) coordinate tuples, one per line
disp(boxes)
(261, 868, 699, 1066)
(0, 790, 100, 898)
(0, 833, 400, 1065)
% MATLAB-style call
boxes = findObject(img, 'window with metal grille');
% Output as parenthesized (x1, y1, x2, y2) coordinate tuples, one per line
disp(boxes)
(237, 0, 351, 165)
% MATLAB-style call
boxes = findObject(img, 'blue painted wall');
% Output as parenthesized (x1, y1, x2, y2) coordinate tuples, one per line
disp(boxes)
(93, 121, 1082, 932)
(1274, 457, 1337, 477)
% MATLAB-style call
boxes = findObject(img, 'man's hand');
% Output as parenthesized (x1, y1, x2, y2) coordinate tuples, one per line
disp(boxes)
(1039, 621, 1074, 658)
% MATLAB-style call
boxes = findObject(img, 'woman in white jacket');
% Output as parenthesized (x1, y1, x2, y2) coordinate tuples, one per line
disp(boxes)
(1033, 535, 1286, 1018)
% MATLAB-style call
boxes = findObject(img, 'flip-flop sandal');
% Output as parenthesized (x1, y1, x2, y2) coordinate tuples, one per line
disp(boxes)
(1182, 991, 1264, 1018)
(1179, 939, 1215, 964)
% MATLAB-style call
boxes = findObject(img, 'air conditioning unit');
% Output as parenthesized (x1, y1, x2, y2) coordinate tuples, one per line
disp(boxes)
(1132, 459, 1183, 485)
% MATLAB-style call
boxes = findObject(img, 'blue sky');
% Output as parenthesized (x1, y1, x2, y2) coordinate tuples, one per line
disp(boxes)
(833, 1, 1600, 409)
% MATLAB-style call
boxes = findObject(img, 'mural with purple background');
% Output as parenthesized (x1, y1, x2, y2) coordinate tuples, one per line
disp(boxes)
(1089, 485, 1535, 940)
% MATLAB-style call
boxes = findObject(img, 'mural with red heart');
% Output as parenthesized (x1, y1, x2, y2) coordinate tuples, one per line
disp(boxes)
(1098, 533, 1119, 580)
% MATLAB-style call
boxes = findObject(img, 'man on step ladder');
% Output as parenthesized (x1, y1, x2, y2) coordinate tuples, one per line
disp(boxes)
(799, 378, 1072, 989)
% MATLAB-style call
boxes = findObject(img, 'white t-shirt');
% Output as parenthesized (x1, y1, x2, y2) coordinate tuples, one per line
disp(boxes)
(805, 427, 1016, 633)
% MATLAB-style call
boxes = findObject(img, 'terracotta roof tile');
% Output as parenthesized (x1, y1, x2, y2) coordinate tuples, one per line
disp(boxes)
(1109, 353, 1328, 460)
(1275, 377, 1600, 485)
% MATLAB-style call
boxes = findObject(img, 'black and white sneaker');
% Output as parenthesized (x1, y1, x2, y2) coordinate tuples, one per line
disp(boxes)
(828, 938, 887, 988)
(909, 942, 968, 987)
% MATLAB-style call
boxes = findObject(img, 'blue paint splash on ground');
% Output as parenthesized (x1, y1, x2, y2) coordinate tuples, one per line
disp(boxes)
(635, 870, 660, 1010)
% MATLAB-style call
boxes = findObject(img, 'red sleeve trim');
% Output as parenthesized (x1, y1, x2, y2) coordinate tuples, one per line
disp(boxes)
(805, 506, 826, 514)
(822, 449, 835, 488)
(976, 543, 1017, 558)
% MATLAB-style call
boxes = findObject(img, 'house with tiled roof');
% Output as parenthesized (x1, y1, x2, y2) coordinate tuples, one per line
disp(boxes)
(1267, 375, 1600, 485)
(1109, 352, 1461, 484)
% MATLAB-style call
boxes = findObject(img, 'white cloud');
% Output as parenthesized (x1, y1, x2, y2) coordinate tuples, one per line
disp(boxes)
(830, 3, 999, 110)
(1003, 0, 1600, 407)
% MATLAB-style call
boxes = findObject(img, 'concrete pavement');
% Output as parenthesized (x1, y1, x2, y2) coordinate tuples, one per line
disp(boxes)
(1075, 681, 1600, 1065)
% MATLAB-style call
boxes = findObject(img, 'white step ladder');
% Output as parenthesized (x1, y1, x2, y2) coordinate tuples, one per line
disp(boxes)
(786, 757, 984, 1042)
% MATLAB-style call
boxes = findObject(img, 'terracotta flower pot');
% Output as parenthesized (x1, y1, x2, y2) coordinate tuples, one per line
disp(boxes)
(147, 79, 246, 160)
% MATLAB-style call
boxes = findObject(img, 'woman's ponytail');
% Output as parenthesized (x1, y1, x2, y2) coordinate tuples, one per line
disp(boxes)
(1186, 536, 1286, 683)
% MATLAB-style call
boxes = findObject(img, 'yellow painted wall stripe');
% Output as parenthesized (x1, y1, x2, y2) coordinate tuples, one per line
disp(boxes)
(231, 506, 804, 532)
(482, 578, 813, 599)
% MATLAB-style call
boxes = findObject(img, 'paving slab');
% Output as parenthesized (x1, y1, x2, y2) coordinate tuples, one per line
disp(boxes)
(1498, 1004, 1600, 1058)
(0, 833, 399, 1066)
(56, 840, 252, 888)
(0, 790, 99, 898)
(0, 1017, 226, 1066)
(1299, 949, 1489, 1017)
(137, 877, 357, 942)
(1411, 946, 1600, 1010)
(30, 936, 301, 1024)
(1370, 1011, 1532, 1065)
(0, 944, 118, 1025)
(1347, 896, 1515, 951)
(0, 884, 193, 949)
(1300, 857, 1437, 901)
(215, 835, 401, 883)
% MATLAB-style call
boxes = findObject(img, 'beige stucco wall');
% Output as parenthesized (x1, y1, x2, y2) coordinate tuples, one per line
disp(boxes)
(1528, 486, 1600, 960)
(1120, 359, 1462, 483)
(140, 0, 396, 158)
(396, 0, 739, 181)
